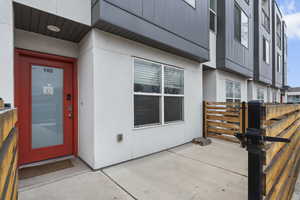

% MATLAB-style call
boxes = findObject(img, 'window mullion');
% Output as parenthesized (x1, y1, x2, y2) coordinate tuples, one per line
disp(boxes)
(161, 65, 165, 125)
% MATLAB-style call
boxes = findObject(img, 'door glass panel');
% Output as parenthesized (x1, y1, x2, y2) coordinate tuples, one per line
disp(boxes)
(31, 65, 64, 149)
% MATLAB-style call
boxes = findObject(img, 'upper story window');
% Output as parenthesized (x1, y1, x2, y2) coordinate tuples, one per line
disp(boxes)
(261, 0, 270, 33)
(277, 53, 281, 73)
(284, 34, 288, 56)
(226, 80, 241, 103)
(262, 0, 270, 15)
(234, 4, 249, 48)
(276, 15, 282, 49)
(263, 37, 270, 64)
(184, 0, 196, 8)
(210, 0, 217, 32)
(134, 58, 184, 127)
(261, 11, 270, 33)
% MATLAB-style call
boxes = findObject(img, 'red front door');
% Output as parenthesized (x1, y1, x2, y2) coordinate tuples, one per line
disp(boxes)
(15, 49, 77, 165)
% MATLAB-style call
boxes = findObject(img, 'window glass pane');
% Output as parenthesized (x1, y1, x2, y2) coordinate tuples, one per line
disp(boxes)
(184, 0, 195, 8)
(31, 65, 64, 149)
(134, 95, 160, 126)
(277, 54, 281, 72)
(257, 88, 265, 102)
(210, 0, 216, 11)
(234, 5, 241, 42)
(263, 38, 266, 62)
(235, 82, 241, 99)
(134, 59, 161, 93)
(164, 67, 184, 94)
(164, 97, 183, 122)
(210, 11, 216, 32)
(266, 39, 270, 64)
(241, 11, 249, 48)
(226, 80, 234, 99)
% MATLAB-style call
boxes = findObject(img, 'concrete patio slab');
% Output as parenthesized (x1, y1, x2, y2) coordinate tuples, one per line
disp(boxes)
(19, 157, 91, 190)
(169, 139, 248, 176)
(19, 172, 134, 200)
(19, 139, 249, 200)
(103, 140, 247, 200)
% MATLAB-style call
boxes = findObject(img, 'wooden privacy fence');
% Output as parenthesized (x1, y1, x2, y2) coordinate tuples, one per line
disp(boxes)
(203, 101, 247, 142)
(0, 100, 18, 200)
(239, 102, 300, 200)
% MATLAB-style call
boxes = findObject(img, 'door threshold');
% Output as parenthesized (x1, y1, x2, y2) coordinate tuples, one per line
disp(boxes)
(19, 155, 75, 169)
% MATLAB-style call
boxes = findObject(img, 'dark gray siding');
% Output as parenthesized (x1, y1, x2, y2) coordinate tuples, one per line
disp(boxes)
(272, 1, 283, 88)
(92, 0, 209, 62)
(253, 0, 273, 85)
(216, 0, 254, 77)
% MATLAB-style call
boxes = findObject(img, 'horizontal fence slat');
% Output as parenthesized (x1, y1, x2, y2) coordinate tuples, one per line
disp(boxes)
(0, 100, 3, 109)
(263, 111, 300, 137)
(207, 127, 236, 135)
(0, 128, 18, 196)
(265, 146, 300, 199)
(207, 115, 240, 123)
(263, 131, 300, 196)
(204, 101, 244, 143)
(265, 104, 300, 121)
(207, 121, 240, 130)
(264, 120, 300, 165)
(206, 110, 239, 116)
(206, 106, 228, 110)
(0, 109, 17, 149)
(206, 102, 241, 106)
(2, 150, 18, 200)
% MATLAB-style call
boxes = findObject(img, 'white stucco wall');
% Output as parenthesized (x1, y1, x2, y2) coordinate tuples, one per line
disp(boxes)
(203, 70, 217, 101)
(0, 0, 14, 104)
(14, 29, 79, 58)
(267, 87, 272, 103)
(77, 31, 96, 167)
(80, 29, 203, 169)
(13, 0, 91, 26)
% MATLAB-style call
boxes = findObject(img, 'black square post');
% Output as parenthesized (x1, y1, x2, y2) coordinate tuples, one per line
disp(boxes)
(247, 101, 264, 200)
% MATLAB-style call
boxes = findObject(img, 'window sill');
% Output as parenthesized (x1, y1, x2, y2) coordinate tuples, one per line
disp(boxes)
(133, 121, 185, 131)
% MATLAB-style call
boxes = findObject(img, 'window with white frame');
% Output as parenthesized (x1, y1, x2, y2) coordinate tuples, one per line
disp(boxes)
(277, 53, 281, 72)
(263, 37, 270, 64)
(257, 87, 265, 102)
(234, 4, 249, 48)
(210, 0, 217, 32)
(276, 15, 282, 49)
(184, 0, 196, 8)
(225, 80, 241, 102)
(134, 58, 184, 127)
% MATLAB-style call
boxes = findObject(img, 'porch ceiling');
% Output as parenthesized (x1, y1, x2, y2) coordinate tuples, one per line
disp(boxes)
(13, 2, 90, 43)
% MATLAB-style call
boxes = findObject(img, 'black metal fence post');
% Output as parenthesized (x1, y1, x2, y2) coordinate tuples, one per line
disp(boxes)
(247, 101, 264, 200)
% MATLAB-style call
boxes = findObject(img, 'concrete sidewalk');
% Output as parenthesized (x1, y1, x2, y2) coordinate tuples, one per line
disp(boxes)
(19, 139, 248, 200)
